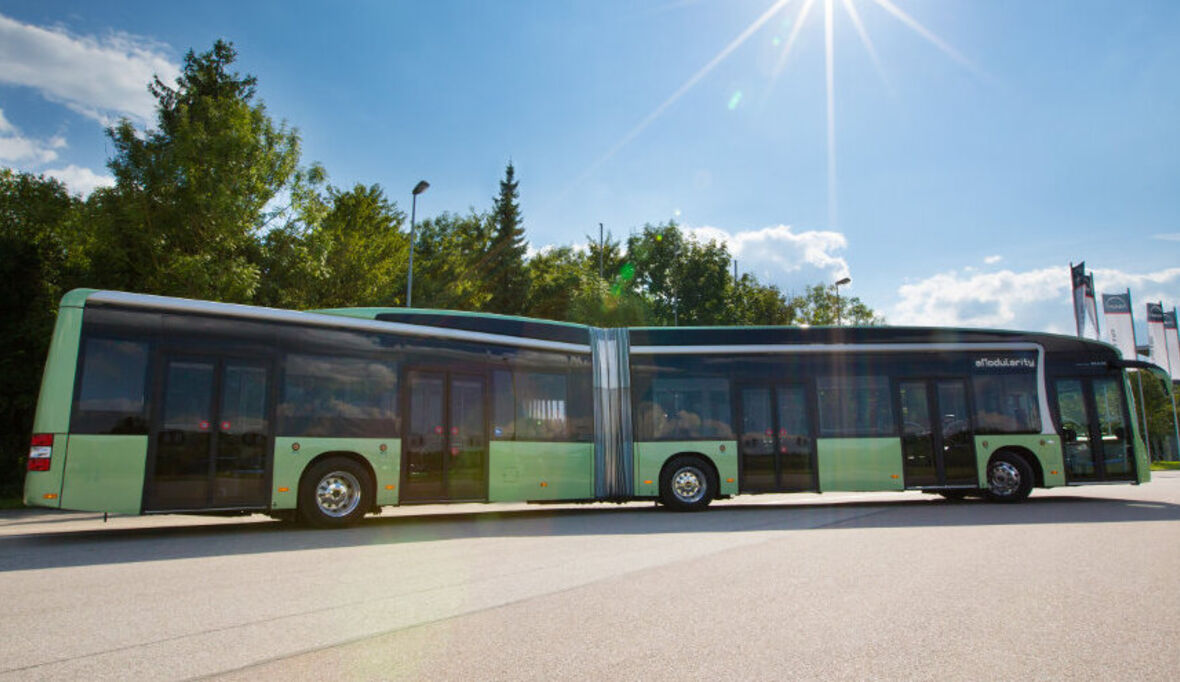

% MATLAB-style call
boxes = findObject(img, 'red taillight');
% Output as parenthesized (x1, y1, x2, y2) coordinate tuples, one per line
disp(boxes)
(28, 434, 53, 471)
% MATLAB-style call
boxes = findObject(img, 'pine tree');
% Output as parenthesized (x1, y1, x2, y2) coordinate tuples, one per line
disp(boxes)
(484, 162, 530, 314)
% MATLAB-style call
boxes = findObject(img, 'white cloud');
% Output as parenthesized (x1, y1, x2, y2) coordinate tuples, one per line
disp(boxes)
(44, 164, 114, 197)
(888, 265, 1180, 332)
(0, 107, 67, 164)
(1152, 233, 1180, 242)
(0, 14, 179, 125)
(983, 255, 1002, 264)
(683, 223, 849, 289)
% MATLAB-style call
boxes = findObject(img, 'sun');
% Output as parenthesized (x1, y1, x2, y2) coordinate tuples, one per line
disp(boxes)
(569, 0, 987, 228)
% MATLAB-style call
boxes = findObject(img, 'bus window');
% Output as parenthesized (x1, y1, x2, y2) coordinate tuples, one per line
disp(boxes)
(491, 370, 515, 440)
(516, 371, 568, 441)
(278, 354, 398, 437)
(816, 375, 894, 437)
(646, 377, 733, 440)
(72, 338, 150, 434)
(973, 374, 1039, 433)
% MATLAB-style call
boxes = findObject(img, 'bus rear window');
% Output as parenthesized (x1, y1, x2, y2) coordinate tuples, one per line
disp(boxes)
(73, 338, 150, 434)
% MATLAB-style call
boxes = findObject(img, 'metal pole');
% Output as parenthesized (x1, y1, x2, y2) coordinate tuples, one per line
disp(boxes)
(406, 192, 417, 307)
(599, 222, 604, 279)
(835, 283, 841, 326)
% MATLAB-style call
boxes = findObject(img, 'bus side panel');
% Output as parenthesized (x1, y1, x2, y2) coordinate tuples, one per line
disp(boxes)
(974, 435, 1065, 488)
(488, 441, 593, 502)
(271, 437, 400, 510)
(31, 302, 85, 434)
(633, 441, 738, 498)
(817, 438, 904, 491)
(59, 435, 148, 514)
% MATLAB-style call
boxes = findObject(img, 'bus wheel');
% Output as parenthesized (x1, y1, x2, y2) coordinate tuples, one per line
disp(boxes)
(984, 452, 1033, 503)
(299, 457, 372, 527)
(660, 456, 716, 512)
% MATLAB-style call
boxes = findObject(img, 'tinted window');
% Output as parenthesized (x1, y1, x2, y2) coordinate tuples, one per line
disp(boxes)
(72, 338, 150, 434)
(639, 377, 733, 440)
(491, 370, 515, 440)
(516, 371, 568, 441)
(817, 375, 894, 437)
(278, 354, 398, 437)
(973, 374, 1039, 433)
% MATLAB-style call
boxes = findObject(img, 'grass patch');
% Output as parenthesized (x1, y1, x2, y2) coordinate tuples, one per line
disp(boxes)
(1150, 461, 1180, 471)
(0, 496, 25, 510)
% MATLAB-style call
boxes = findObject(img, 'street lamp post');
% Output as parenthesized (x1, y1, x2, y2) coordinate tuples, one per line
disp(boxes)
(834, 276, 851, 326)
(406, 180, 430, 307)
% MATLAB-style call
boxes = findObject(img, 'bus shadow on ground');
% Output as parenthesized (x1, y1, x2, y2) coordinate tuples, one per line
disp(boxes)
(2, 494, 1178, 572)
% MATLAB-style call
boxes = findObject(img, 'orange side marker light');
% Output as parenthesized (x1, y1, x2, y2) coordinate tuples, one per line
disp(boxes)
(278, 487, 290, 493)
(644, 479, 653, 485)
(540, 482, 548, 487)
(385, 484, 395, 490)
(726, 477, 735, 483)
(43, 493, 57, 499)
(890, 474, 900, 479)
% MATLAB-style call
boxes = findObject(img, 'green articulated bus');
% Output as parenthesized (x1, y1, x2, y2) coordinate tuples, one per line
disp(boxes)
(24, 289, 1154, 526)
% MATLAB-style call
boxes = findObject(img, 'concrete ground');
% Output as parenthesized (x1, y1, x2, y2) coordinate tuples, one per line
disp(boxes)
(1, 473, 1178, 680)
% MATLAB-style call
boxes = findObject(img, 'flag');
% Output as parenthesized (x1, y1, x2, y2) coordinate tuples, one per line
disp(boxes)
(1102, 291, 1137, 359)
(1084, 274, 1100, 339)
(1071, 262, 1087, 338)
(1146, 302, 1170, 378)
(1165, 308, 1180, 381)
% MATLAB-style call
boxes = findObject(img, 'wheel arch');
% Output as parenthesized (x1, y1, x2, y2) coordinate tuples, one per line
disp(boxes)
(659, 450, 720, 486)
(298, 451, 379, 508)
(990, 446, 1043, 488)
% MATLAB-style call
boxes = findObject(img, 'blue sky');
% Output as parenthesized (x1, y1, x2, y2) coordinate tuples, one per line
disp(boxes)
(1, 0, 1178, 337)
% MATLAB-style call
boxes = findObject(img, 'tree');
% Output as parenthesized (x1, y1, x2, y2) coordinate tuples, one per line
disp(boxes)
(484, 162, 530, 314)
(791, 283, 883, 326)
(411, 211, 495, 310)
(0, 170, 85, 495)
(91, 40, 300, 302)
(626, 222, 734, 326)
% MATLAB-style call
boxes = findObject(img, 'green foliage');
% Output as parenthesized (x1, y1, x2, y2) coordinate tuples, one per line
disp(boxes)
(92, 39, 299, 302)
(485, 162, 530, 314)
(791, 283, 883, 326)
(0, 170, 85, 495)
(411, 211, 495, 310)
(1129, 372, 1180, 461)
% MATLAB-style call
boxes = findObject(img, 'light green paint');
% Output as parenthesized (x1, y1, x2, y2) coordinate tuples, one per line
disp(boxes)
(973, 435, 1065, 488)
(59, 288, 98, 308)
(817, 439, 904, 491)
(59, 435, 148, 514)
(32, 304, 84, 434)
(22, 435, 66, 508)
(633, 441, 738, 498)
(271, 437, 400, 509)
(488, 441, 593, 502)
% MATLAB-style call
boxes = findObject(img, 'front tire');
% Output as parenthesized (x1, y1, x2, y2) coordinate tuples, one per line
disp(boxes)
(659, 456, 716, 512)
(299, 457, 373, 527)
(984, 452, 1033, 503)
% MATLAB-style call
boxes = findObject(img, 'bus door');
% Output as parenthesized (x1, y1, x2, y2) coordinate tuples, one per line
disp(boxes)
(402, 369, 488, 502)
(897, 379, 976, 488)
(737, 383, 816, 493)
(144, 354, 273, 512)
(1053, 377, 1135, 482)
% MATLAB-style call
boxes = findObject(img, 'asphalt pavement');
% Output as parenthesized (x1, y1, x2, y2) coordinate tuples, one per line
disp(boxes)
(1, 473, 1178, 680)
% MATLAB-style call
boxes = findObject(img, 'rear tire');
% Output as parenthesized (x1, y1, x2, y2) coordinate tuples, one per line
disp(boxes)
(659, 456, 716, 512)
(299, 457, 373, 527)
(984, 452, 1033, 503)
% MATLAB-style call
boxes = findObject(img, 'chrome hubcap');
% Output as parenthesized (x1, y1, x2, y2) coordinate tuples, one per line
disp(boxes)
(989, 461, 1021, 497)
(672, 466, 706, 504)
(315, 471, 361, 517)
